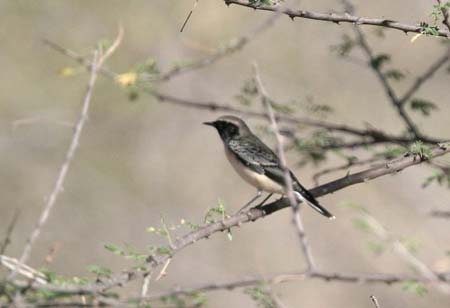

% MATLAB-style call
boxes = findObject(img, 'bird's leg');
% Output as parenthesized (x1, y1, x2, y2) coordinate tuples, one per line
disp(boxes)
(252, 193, 273, 209)
(237, 190, 262, 214)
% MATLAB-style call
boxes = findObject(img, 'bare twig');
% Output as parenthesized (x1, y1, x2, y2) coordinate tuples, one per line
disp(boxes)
(398, 48, 450, 105)
(253, 63, 316, 271)
(12, 27, 123, 278)
(155, 258, 172, 281)
(180, 0, 200, 32)
(362, 212, 450, 293)
(4, 143, 448, 296)
(0, 255, 47, 285)
(0, 209, 20, 255)
(11, 52, 100, 277)
(139, 271, 153, 306)
(224, 0, 450, 37)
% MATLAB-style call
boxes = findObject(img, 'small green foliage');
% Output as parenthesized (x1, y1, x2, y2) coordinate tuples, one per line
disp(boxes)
(244, 285, 277, 308)
(330, 34, 354, 57)
(408, 98, 438, 116)
(204, 199, 228, 224)
(401, 281, 428, 296)
(418, 22, 440, 36)
(352, 217, 372, 233)
(300, 96, 334, 117)
(180, 218, 200, 230)
(366, 239, 385, 255)
(235, 78, 258, 106)
(410, 141, 432, 160)
(370, 54, 390, 70)
(431, 2, 450, 23)
(104, 243, 147, 262)
(422, 170, 450, 188)
(294, 130, 343, 166)
(104, 243, 126, 256)
(373, 146, 406, 160)
(87, 265, 112, 278)
(136, 57, 159, 75)
(96, 38, 112, 53)
(338, 201, 367, 212)
(249, 0, 272, 5)
(172, 58, 195, 70)
(161, 292, 207, 308)
(384, 69, 405, 81)
(268, 98, 295, 114)
(400, 238, 421, 254)
(156, 246, 173, 256)
(40, 269, 89, 286)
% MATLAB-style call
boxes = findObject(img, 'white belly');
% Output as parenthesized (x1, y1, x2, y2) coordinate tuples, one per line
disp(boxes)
(224, 147, 284, 194)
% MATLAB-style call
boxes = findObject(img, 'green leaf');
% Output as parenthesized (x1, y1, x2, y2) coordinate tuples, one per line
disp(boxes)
(418, 22, 440, 36)
(87, 265, 112, 278)
(409, 98, 437, 116)
(352, 217, 372, 233)
(402, 281, 428, 296)
(384, 69, 405, 81)
(156, 246, 173, 256)
(366, 240, 385, 255)
(370, 54, 390, 70)
(330, 34, 354, 57)
(104, 243, 125, 256)
(249, 0, 272, 5)
(410, 141, 432, 159)
(244, 285, 276, 308)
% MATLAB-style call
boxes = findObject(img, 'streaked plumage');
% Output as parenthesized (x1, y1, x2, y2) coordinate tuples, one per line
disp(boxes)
(204, 115, 335, 219)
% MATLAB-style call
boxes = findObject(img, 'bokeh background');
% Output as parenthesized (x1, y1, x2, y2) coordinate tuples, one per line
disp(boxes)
(1, 0, 450, 307)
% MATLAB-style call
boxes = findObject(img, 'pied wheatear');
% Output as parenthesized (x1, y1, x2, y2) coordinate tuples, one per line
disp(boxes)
(204, 115, 335, 219)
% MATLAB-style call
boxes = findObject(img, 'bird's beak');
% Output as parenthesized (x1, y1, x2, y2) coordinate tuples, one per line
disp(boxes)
(203, 121, 215, 127)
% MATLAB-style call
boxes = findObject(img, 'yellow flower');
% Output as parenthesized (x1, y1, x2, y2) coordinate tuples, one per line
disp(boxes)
(115, 72, 138, 87)
(58, 67, 76, 77)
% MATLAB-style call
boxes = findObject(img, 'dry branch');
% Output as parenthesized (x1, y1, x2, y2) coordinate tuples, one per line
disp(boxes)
(224, 0, 450, 37)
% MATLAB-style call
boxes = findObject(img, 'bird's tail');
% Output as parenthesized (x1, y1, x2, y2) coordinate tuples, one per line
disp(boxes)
(290, 172, 336, 220)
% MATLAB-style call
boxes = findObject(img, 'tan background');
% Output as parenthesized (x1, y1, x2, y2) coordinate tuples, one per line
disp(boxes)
(1, 0, 450, 307)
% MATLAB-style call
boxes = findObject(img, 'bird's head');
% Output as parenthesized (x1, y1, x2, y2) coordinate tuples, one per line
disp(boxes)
(203, 115, 251, 142)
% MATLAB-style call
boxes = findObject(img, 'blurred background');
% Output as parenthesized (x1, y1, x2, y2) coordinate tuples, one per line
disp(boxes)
(1, 0, 449, 307)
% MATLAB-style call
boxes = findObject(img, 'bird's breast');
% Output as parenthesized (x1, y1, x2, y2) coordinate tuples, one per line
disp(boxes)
(224, 146, 284, 194)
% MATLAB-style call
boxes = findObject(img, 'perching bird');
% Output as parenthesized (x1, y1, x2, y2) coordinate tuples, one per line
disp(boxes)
(204, 115, 335, 219)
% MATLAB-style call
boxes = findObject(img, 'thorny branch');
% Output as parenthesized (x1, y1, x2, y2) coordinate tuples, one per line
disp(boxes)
(3, 143, 450, 298)
(224, 0, 450, 37)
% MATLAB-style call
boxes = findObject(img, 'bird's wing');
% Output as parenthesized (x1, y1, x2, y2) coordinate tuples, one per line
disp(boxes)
(229, 135, 335, 219)
(228, 135, 279, 174)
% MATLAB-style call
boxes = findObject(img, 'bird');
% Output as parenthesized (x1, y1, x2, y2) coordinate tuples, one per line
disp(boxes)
(204, 115, 335, 219)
